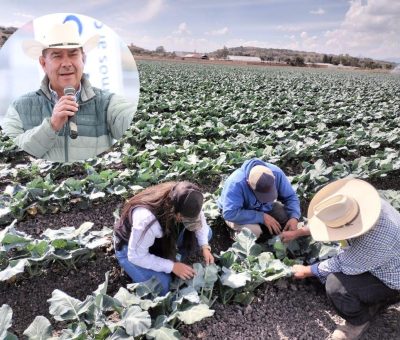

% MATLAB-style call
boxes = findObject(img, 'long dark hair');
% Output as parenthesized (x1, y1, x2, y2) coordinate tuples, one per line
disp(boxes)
(120, 181, 197, 260)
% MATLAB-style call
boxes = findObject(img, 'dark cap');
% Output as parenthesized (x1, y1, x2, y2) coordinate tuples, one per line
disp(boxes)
(171, 182, 204, 231)
(248, 165, 277, 203)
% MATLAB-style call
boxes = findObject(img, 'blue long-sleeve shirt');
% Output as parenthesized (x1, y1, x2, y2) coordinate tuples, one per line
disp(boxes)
(217, 158, 301, 224)
(311, 199, 400, 290)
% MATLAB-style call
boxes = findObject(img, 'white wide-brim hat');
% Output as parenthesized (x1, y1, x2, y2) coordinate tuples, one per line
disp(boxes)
(22, 21, 99, 59)
(308, 178, 381, 242)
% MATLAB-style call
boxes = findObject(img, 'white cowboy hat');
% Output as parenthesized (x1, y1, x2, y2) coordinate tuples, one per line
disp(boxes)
(22, 21, 99, 59)
(308, 178, 381, 242)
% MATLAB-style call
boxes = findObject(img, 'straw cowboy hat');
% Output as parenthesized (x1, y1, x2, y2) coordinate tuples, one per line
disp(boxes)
(22, 21, 99, 59)
(308, 178, 381, 242)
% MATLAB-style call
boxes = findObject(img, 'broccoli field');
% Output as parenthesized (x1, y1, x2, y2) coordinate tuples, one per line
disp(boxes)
(1, 60, 400, 339)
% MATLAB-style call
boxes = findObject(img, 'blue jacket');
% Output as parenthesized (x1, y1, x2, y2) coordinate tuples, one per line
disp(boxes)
(218, 158, 301, 224)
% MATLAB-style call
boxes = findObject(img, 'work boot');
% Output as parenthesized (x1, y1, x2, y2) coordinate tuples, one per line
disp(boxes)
(330, 321, 370, 340)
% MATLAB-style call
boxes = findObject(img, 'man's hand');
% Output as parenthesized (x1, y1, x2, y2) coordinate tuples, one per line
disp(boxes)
(50, 95, 79, 131)
(284, 217, 298, 231)
(281, 229, 300, 243)
(263, 213, 281, 235)
(292, 264, 313, 279)
(202, 246, 214, 265)
(281, 227, 310, 243)
(172, 262, 196, 280)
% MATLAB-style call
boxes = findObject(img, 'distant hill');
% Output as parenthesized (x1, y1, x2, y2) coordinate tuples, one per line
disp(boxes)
(128, 43, 151, 55)
(0, 25, 395, 70)
(210, 46, 396, 70)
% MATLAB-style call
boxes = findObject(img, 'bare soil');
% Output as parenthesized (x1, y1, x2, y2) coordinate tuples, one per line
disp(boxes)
(1, 197, 399, 340)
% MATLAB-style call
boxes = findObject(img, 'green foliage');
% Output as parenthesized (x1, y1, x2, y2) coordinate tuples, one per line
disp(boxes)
(1, 60, 400, 338)
(0, 221, 112, 280)
(0, 304, 17, 340)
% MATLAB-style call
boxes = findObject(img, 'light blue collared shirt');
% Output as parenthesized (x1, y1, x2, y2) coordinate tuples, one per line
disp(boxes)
(49, 83, 82, 103)
(311, 199, 400, 290)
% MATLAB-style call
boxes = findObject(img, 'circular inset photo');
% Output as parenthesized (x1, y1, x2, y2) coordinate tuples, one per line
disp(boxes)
(0, 13, 139, 162)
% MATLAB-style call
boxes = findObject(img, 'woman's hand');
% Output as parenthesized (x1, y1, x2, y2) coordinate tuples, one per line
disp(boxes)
(202, 246, 214, 265)
(172, 262, 196, 280)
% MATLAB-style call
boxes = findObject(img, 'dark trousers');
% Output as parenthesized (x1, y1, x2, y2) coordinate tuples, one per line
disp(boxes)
(225, 202, 289, 239)
(325, 272, 400, 325)
(269, 201, 289, 226)
(259, 201, 289, 236)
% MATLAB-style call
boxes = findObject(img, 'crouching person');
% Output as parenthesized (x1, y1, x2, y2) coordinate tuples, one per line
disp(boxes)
(114, 181, 213, 295)
(218, 158, 301, 239)
(292, 178, 400, 340)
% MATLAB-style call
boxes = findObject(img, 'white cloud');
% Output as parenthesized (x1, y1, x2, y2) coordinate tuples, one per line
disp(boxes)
(282, 31, 318, 52)
(205, 27, 229, 36)
(310, 8, 325, 15)
(113, 0, 164, 24)
(0, 11, 34, 27)
(224, 38, 277, 49)
(173, 22, 191, 35)
(12, 12, 34, 19)
(130, 0, 164, 23)
(323, 0, 400, 59)
(129, 32, 219, 52)
(275, 20, 339, 33)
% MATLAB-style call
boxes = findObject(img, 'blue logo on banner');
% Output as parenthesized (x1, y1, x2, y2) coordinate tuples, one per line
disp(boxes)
(63, 15, 83, 35)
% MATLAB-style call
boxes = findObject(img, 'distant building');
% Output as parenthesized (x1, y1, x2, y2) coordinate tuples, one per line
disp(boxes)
(184, 53, 201, 58)
(173, 51, 208, 59)
(226, 55, 262, 62)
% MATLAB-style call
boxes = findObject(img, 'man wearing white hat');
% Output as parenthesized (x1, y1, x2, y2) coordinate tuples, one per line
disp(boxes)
(292, 178, 400, 340)
(2, 21, 134, 162)
(218, 158, 301, 239)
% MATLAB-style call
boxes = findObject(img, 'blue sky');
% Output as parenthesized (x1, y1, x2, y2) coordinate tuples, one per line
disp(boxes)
(1, 0, 399, 61)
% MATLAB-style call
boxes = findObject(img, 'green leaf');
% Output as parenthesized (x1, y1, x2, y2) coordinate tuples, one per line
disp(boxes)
(0, 259, 28, 281)
(4, 332, 18, 340)
(57, 322, 87, 339)
(23, 316, 52, 340)
(203, 263, 219, 289)
(114, 288, 141, 307)
(217, 249, 237, 268)
(146, 326, 180, 340)
(73, 222, 94, 238)
(48, 289, 94, 321)
(370, 141, 380, 149)
(108, 328, 130, 339)
(257, 252, 275, 270)
(0, 304, 13, 339)
(178, 287, 200, 304)
(174, 304, 214, 325)
(26, 240, 50, 258)
(220, 267, 251, 288)
(233, 291, 254, 305)
(232, 228, 263, 257)
(188, 263, 206, 291)
(121, 306, 151, 337)
(127, 277, 162, 298)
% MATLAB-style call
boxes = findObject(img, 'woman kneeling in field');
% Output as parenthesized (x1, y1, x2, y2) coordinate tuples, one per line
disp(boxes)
(114, 181, 213, 295)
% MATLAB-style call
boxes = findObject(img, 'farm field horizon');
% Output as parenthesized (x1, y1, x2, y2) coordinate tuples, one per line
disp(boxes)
(1, 59, 400, 339)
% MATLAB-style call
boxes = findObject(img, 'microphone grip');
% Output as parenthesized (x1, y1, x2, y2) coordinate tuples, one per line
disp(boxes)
(64, 86, 78, 139)
(69, 115, 78, 139)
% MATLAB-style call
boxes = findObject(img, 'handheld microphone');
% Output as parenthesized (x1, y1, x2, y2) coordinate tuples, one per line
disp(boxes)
(63, 86, 78, 139)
